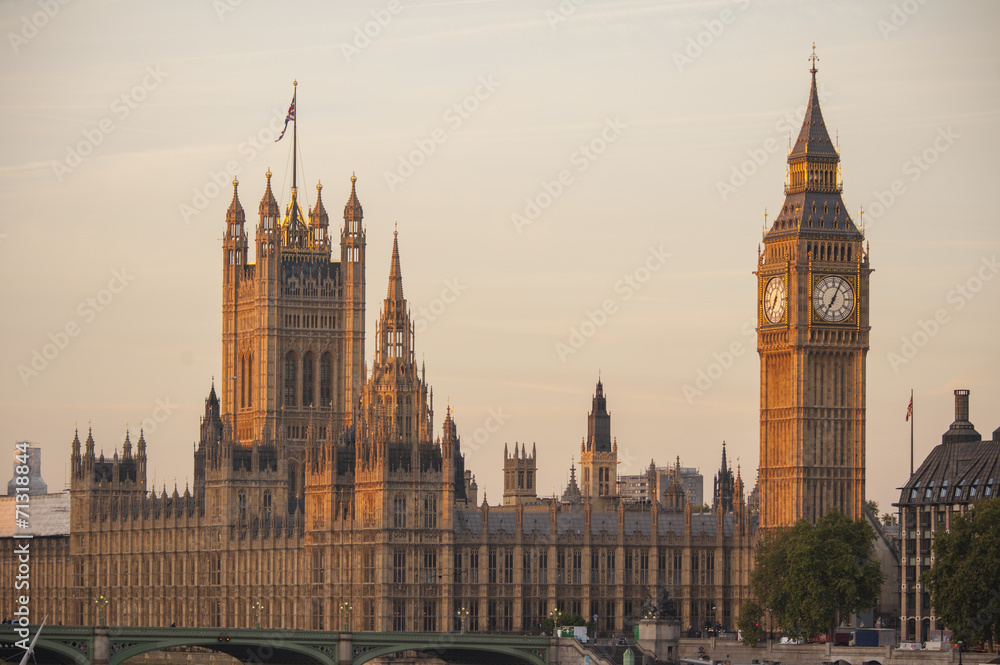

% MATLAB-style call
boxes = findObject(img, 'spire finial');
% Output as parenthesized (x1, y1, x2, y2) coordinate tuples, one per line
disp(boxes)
(394, 221, 398, 237)
(233, 177, 239, 188)
(266, 168, 272, 181)
(351, 171, 356, 184)
(809, 42, 819, 74)
(293, 79, 297, 88)
(317, 180, 322, 192)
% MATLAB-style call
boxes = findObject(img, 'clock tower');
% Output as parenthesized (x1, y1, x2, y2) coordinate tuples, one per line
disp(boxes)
(756, 49, 872, 530)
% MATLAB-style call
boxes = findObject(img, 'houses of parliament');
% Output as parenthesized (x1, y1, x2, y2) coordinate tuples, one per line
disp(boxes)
(1, 57, 873, 635)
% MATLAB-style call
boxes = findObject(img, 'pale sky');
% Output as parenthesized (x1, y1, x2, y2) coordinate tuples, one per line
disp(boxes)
(2, 0, 998, 518)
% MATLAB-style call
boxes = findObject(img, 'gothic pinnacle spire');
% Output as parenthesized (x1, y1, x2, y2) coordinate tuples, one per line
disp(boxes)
(344, 173, 363, 222)
(387, 228, 404, 301)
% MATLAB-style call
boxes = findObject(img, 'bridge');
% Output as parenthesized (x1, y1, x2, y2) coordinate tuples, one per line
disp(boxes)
(0, 625, 552, 665)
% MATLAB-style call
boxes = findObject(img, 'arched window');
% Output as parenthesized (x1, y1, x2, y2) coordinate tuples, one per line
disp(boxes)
(320, 353, 333, 407)
(240, 355, 246, 409)
(237, 491, 247, 522)
(394, 494, 407, 529)
(284, 351, 296, 407)
(247, 353, 253, 408)
(424, 495, 437, 529)
(263, 490, 272, 516)
(303, 351, 315, 406)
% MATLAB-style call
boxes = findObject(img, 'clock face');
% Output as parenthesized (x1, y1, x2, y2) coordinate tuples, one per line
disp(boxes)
(763, 276, 787, 323)
(812, 275, 855, 323)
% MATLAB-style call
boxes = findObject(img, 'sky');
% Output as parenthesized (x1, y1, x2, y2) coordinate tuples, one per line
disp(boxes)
(1, 0, 998, 518)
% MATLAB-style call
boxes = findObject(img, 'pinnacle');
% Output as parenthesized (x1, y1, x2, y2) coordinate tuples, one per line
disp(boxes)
(789, 65, 838, 160)
(387, 231, 404, 302)
(344, 173, 363, 222)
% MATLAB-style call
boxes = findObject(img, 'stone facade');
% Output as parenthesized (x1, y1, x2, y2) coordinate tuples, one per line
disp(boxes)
(756, 57, 871, 530)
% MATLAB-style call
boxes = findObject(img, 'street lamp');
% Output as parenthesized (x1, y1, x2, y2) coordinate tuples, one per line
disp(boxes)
(94, 594, 110, 627)
(339, 601, 353, 632)
(251, 601, 263, 629)
(456, 606, 470, 634)
(549, 608, 563, 634)
(958, 640, 963, 665)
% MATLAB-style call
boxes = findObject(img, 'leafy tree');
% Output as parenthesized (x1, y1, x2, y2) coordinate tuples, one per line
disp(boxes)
(750, 509, 883, 640)
(881, 512, 898, 526)
(736, 600, 766, 646)
(865, 499, 879, 516)
(923, 497, 1000, 651)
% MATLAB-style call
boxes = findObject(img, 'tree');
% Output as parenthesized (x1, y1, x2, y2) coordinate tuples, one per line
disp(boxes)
(923, 497, 1000, 651)
(736, 600, 766, 646)
(881, 512, 898, 526)
(750, 509, 883, 640)
(865, 499, 879, 516)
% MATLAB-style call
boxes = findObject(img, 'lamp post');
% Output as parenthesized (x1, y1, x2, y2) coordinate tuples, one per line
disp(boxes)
(549, 608, 563, 635)
(339, 601, 353, 632)
(251, 601, 263, 629)
(95, 594, 110, 627)
(457, 606, 470, 634)
(958, 640, 963, 665)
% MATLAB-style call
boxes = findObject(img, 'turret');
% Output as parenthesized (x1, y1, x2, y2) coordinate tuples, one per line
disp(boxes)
(340, 174, 366, 420)
(223, 178, 248, 285)
(308, 181, 330, 250)
(255, 169, 280, 267)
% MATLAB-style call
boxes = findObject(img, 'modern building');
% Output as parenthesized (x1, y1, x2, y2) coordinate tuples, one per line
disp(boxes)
(620, 463, 704, 507)
(6, 442, 47, 496)
(894, 389, 1000, 643)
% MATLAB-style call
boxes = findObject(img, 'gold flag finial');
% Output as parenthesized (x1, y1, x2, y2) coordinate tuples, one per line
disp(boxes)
(293, 79, 298, 87)
(809, 43, 819, 73)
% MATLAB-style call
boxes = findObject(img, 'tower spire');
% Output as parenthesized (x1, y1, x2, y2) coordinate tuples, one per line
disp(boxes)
(388, 225, 403, 301)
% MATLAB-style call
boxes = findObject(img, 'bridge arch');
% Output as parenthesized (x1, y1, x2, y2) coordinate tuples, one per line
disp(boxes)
(111, 637, 337, 665)
(14, 638, 92, 665)
(354, 641, 546, 665)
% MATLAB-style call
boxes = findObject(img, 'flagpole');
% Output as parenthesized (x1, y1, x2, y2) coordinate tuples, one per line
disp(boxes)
(910, 388, 914, 476)
(292, 79, 297, 191)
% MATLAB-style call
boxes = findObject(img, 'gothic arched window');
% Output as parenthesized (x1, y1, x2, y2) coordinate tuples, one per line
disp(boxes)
(320, 353, 333, 406)
(303, 351, 315, 406)
(393, 494, 407, 529)
(284, 351, 297, 407)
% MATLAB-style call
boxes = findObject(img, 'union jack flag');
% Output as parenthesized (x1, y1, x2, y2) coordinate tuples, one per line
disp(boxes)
(906, 396, 913, 422)
(275, 96, 295, 142)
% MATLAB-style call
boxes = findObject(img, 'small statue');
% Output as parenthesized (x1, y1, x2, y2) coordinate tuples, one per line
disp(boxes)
(657, 588, 677, 619)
